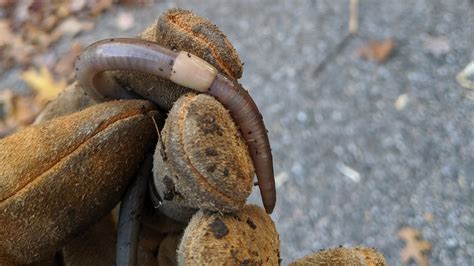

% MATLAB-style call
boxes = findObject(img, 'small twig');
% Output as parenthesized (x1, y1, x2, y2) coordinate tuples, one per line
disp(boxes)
(313, 0, 359, 78)
(313, 34, 353, 77)
(150, 115, 160, 136)
(151, 115, 169, 162)
(349, 0, 359, 35)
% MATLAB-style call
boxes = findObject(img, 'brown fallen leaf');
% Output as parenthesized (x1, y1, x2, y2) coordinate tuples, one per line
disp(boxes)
(23, 23, 62, 50)
(69, 0, 88, 13)
(398, 227, 431, 266)
(357, 38, 395, 63)
(53, 17, 95, 37)
(0, 19, 36, 67)
(0, 1, 103, 74)
(89, 0, 113, 16)
(0, 0, 138, 76)
(1, 0, 141, 109)
(21, 66, 67, 106)
(0, 0, 14, 7)
(0, 89, 40, 137)
(118, 0, 154, 5)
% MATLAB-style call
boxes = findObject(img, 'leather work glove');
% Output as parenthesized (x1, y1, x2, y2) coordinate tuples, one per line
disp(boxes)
(0, 9, 386, 266)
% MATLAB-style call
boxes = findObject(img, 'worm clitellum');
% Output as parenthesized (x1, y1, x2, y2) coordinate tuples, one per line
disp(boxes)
(75, 38, 276, 214)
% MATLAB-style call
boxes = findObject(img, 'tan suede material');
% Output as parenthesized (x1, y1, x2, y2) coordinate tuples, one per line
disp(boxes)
(154, 93, 254, 213)
(141, 206, 187, 234)
(24, 256, 57, 266)
(353, 247, 388, 266)
(0, 100, 160, 264)
(34, 82, 97, 124)
(156, 9, 243, 79)
(157, 233, 181, 266)
(113, 8, 243, 111)
(289, 247, 388, 266)
(136, 245, 158, 266)
(2, 9, 262, 265)
(135, 225, 166, 266)
(61, 214, 117, 266)
(0, 256, 16, 266)
(178, 205, 280, 265)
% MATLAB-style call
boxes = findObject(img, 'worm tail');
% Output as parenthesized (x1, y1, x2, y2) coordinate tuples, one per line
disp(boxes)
(209, 74, 275, 213)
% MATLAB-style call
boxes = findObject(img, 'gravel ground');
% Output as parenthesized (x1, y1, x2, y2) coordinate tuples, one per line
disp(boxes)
(2, 1, 473, 265)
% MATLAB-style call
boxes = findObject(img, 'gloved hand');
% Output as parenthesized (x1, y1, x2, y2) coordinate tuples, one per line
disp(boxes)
(0, 9, 387, 266)
(1, 9, 257, 265)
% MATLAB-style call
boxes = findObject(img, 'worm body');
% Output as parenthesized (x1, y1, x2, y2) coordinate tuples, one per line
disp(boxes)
(117, 155, 152, 266)
(75, 38, 275, 213)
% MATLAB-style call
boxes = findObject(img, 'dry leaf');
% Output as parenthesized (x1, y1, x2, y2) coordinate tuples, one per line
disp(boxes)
(8, 94, 40, 126)
(116, 11, 135, 31)
(398, 227, 431, 266)
(21, 66, 67, 105)
(24, 24, 61, 49)
(118, 0, 154, 5)
(89, 0, 113, 16)
(69, 0, 87, 13)
(1, 0, 136, 110)
(357, 39, 395, 63)
(55, 2, 71, 19)
(0, 0, 135, 75)
(0, 0, 15, 7)
(0, 89, 40, 137)
(0, 20, 15, 47)
(53, 17, 94, 37)
(11, 0, 32, 25)
(0, 20, 35, 67)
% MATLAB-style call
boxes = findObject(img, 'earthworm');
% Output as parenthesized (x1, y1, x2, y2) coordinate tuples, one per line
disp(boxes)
(75, 38, 275, 214)
(116, 154, 153, 266)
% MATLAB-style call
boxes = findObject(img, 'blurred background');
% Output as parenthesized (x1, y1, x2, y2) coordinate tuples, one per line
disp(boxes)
(1, 0, 473, 265)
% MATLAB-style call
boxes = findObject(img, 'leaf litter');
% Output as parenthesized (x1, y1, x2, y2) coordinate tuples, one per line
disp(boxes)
(357, 38, 395, 63)
(0, 89, 40, 137)
(0, 0, 147, 137)
(398, 227, 432, 266)
(21, 66, 67, 105)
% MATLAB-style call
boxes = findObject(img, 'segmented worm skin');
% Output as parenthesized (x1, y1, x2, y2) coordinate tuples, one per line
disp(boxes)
(116, 155, 152, 266)
(208, 75, 275, 213)
(75, 38, 276, 214)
